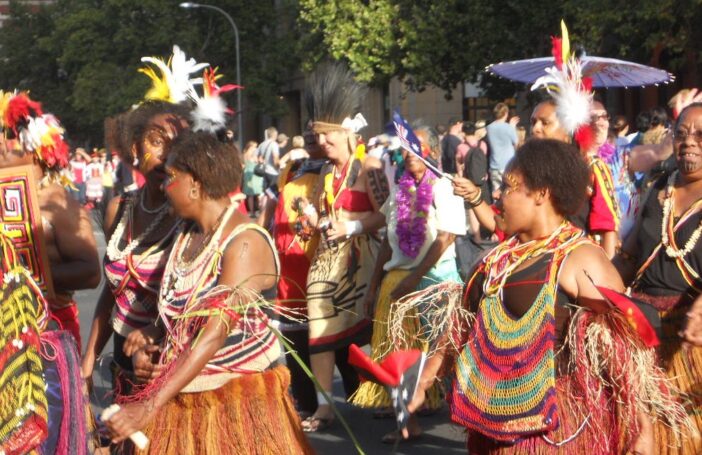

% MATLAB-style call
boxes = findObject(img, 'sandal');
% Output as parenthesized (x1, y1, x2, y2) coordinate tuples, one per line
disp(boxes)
(302, 415, 334, 433)
(381, 430, 422, 444)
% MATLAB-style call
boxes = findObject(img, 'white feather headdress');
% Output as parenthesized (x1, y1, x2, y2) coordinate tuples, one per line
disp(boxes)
(531, 21, 593, 136)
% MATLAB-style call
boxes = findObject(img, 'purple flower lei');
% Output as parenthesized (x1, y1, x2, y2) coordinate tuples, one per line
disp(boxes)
(597, 142, 616, 164)
(395, 170, 434, 258)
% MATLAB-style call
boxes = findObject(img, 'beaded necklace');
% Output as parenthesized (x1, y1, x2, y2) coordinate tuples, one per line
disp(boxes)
(106, 192, 171, 262)
(481, 222, 584, 297)
(633, 171, 702, 291)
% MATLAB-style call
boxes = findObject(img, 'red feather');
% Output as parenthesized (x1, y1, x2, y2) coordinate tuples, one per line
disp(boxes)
(581, 77, 593, 93)
(5, 93, 43, 132)
(574, 125, 595, 152)
(551, 37, 563, 70)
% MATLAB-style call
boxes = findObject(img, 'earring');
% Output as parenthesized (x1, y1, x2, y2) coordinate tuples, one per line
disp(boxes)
(132, 157, 139, 167)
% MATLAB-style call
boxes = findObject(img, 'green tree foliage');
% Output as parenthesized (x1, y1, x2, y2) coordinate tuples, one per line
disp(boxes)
(0, 0, 299, 145)
(298, 0, 701, 95)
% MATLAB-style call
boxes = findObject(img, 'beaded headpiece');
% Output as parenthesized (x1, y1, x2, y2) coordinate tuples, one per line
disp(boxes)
(0, 90, 70, 172)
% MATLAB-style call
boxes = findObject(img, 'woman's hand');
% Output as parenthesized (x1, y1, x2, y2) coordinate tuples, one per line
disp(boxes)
(325, 219, 348, 241)
(683, 294, 702, 347)
(132, 345, 163, 383)
(673, 88, 702, 119)
(452, 177, 479, 201)
(105, 401, 158, 444)
(123, 325, 161, 357)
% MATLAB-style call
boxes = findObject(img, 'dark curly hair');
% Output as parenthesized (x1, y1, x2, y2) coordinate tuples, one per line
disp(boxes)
(506, 138, 589, 217)
(169, 131, 241, 199)
(120, 100, 192, 164)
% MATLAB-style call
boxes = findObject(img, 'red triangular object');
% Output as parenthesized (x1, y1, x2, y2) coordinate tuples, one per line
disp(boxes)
(594, 285, 660, 348)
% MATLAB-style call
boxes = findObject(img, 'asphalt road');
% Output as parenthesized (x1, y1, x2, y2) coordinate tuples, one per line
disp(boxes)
(76, 222, 467, 454)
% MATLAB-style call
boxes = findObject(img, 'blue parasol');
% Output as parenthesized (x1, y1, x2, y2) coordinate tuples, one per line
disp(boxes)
(486, 56, 674, 89)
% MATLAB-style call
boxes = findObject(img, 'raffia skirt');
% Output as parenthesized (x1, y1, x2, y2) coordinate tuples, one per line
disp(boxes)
(350, 260, 462, 410)
(306, 233, 378, 353)
(465, 374, 619, 454)
(634, 292, 702, 454)
(135, 365, 314, 455)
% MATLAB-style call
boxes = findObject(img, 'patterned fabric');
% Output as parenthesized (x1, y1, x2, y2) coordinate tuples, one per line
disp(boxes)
(0, 268, 49, 455)
(104, 195, 178, 336)
(159, 211, 282, 392)
(273, 160, 321, 312)
(306, 232, 377, 353)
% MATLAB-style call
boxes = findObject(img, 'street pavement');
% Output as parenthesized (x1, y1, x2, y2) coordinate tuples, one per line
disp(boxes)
(76, 221, 466, 454)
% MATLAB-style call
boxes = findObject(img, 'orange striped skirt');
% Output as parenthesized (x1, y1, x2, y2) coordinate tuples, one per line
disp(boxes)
(136, 365, 314, 455)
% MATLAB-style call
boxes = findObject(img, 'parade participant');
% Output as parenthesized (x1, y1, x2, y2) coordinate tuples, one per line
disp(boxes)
(402, 139, 688, 453)
(105, 125, 313, 454)
(300, 64, 388, 432)
(81, 47, 197, 395)
(273, 125, 362, 418)
(0, 90, 100, 347)
(530, 24, 620, 257)
(616, 102, 702, 453)
(351, 124, 466, 443)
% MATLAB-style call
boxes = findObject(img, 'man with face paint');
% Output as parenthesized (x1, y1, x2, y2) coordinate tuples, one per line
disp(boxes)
(617, 102, 702, 454)
(0, 91, 100, 347)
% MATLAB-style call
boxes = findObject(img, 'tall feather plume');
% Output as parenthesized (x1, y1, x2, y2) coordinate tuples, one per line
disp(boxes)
(304, 62, 367, 124)
(531, 21, 593, 136)
(139, 45, 208, 104)
(189, 68, 241, 133)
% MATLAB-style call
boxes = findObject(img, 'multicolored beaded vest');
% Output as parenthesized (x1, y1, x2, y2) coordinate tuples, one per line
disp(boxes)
(450, 225, 586, 442)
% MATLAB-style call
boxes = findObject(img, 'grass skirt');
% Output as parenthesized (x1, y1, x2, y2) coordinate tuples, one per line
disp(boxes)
(350, 263, 461, 410)
(653, 303, 702, 454)
(136, 365, 314, 455)
(466, 374, 618, 454)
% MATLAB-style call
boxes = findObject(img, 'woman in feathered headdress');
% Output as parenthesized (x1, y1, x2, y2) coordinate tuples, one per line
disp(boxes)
(294, 63, 389, 432)
(0, 90, 101, 347)
(81, 46, 197, 407)
(398, 138, 692, 453)
(103, 59, 313, 454)
(531, 22, 619, 258)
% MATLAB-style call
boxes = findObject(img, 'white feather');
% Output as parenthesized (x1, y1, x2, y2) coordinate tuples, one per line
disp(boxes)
(191, 96, 227, 133)
(530, 60, 592, 134)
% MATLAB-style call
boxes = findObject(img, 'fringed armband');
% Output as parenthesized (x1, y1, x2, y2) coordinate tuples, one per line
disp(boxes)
(566, 308, 695, 449)
(388, 281, 473, 361)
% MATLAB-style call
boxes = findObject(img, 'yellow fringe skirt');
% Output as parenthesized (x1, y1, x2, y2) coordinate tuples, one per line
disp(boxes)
(136, 365, 314, 455)
(350, 269, 443, 410)
(653, 304, 702, 454)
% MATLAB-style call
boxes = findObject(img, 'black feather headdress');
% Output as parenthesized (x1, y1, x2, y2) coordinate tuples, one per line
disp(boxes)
(305, 63, 367, 132)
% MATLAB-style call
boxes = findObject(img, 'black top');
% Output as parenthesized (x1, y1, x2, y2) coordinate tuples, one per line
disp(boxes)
(635, 176, 702, 296)
(468, 254, 572, 338)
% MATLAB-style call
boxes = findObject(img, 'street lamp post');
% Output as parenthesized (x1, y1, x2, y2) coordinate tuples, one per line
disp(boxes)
(179, 2, 242, 150)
